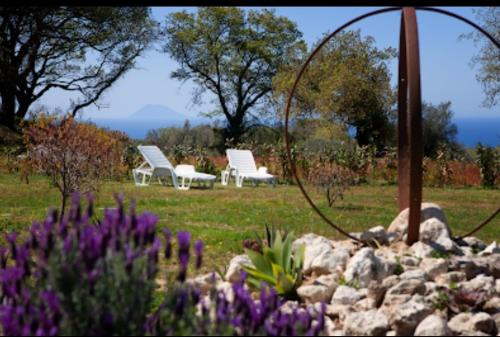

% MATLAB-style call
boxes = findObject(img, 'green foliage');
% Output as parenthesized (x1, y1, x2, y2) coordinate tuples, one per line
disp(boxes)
(431, 291, 449, 311)
(243, 226, 304, 299)
(461, 7, 500, 107)
(393, 257, 404, 276)
(475, 143, 499, 188)
(163, 7, 305, 143)
(337, 275, 361, 290)
(273, 30, 397, 152)
(422, 101, 462, 159)
(430, 249, 451, 259)
(0, 7, 158, 129)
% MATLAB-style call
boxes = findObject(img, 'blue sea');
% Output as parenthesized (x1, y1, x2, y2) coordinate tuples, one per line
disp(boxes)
(92, 117, 499, 147)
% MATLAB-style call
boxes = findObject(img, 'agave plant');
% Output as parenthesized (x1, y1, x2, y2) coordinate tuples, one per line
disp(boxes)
(243, 225, 305, 300)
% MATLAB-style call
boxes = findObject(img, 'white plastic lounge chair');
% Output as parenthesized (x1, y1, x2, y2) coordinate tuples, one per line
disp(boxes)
(221, 149, 276, 188)
(133, 145, 216, 190)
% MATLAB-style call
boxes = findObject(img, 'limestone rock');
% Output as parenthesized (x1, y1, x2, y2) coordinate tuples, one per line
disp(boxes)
(343, 310, 390, 336)
(186, 272, 222, 295)
(400, 269, 428, 282)
(410, 241, 435, 259)
(387, 202, 449, 240)
(385, 279, 426, 297)
(461, 274, 495, 295)
(414, 314, 451, 336)
(419, 257, 447, 280)
(310, 248, 350, 275)
(294, 234, 333, 273)
(434, 271, 466, 286)
(331, 285, 363, 305)
(479, 241, 500, 256)
(344, 247, 395, 288)
(350, 226, 388, 245)
(225, 254, 253, 283)
(297, 274, 338, 304)
(385, 295, 433, 335)
(448, 312, 497, 335)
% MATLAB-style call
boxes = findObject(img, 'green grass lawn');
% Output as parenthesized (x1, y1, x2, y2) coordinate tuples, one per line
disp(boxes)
(0, 173, 498, 273)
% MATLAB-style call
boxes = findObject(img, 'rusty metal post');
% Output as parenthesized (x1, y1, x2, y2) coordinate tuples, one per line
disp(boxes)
(398, 8, 423, 245)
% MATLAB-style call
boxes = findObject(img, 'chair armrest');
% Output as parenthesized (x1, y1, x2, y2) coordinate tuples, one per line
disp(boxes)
(258, 167, 268, 174)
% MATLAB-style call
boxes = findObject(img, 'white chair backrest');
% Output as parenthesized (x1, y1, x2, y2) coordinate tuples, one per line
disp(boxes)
(138, 145, 174, 169)
(226, 149, 258, 174)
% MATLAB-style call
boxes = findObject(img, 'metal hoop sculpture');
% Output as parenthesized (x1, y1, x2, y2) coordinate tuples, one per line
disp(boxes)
(284, 7, 500, 245)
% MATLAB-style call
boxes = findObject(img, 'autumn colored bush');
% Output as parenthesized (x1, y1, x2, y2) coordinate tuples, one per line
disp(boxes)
(22, 114, 129, 215)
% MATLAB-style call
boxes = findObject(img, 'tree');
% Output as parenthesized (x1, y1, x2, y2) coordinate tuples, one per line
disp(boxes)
(462, 7, 500, 107)
(0, 7, 158, 130)
(162, 7, 305, 144)
(23, 114, 128, 216)
(421, 101, 461, 158)
(273, 30, 397, 152)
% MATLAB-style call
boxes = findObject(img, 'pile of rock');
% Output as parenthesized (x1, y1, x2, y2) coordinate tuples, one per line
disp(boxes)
(190, 203, 500, 336)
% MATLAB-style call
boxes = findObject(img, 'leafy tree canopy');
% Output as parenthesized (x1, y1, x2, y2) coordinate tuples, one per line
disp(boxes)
(462, 7, 500, 107)
(0, 7, 158, 130)
(162, 7, 305, 144)
(273, 30, 397, 152)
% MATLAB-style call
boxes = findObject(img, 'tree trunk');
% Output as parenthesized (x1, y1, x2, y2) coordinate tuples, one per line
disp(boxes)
(0, 87, 17, 130)
(225, 114, 246, 145)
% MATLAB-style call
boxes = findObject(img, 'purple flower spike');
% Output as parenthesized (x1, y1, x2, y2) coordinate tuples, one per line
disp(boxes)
(194, 240, 203, 269)
(163, 228, 172, 260)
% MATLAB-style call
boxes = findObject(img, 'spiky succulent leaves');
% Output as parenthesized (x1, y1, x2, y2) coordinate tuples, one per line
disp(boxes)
(243, 229, 304, 298)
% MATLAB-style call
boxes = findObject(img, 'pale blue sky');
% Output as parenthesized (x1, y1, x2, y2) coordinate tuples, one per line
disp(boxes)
(38, 7, 499, 120)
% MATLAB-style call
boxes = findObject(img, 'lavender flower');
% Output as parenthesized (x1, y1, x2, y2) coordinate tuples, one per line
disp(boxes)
(194, 240, 203, 269)
(163, 228, 172, 259)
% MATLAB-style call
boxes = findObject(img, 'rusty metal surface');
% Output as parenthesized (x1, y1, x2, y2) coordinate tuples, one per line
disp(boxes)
(283, 7, 500, 244)
(400, 8, 423, 245)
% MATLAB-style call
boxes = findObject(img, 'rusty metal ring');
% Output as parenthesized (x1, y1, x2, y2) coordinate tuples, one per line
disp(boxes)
(284, 6, 500, 243)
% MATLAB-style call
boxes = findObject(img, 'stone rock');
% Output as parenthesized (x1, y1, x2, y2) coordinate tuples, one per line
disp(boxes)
(414, 314, 451, 336)
(331, 285, 363, 305)
(385, 295, 433, 335)
(293, 234, 333, 273)
(310, 248, 350, 275)
(448, 312, 497, 335)
(400, 269, 428, 282)
(387, 202, 449, 240)
(493, 313, 500, 333)
(324, 316, 340, 336)
(400, 255, 421, 267)
(186, 272, 222, 295)
(368, 280, 389, 307)
(279, 300, 300, 315)
(331, 239, 360, 256)
(325, 304, 353, 321)
(382, 275, 401, 289)
(483, 297, 500, 315)
(216, 281, 235, 302)
(448, 258, 486, 280)
(386, 279, 426, 297)
(419, 258, 447, 280)
(344, 247, 395, 288)
(225, 255, 253, 283)
(353, 297, 378, 311)
(479, 241, 500, 256)
(474, 254, 500, 279)
(496, 279, 500, 294)
(350, 226, 388, 245)
(385, 331, 396, 336)
(434, 271, 466, 286)
(343, 310, 390, 336)
(410, 241, 435, 259)
(297, 274, 338, 304)
(462, 237, 487, 251)
(470, 312, 497, 335)
(461, 274, 495, 295)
